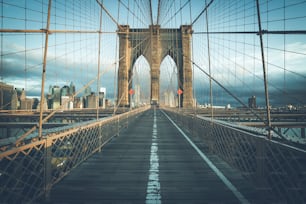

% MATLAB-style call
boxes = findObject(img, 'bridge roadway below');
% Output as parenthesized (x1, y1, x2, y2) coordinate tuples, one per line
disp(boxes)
(48, 108, 257, 203)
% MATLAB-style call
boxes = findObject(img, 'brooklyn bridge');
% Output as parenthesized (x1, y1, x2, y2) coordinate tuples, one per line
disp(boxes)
(1, 0, 306, 203)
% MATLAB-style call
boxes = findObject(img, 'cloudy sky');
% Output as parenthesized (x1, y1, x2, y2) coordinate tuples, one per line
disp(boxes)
(1, 0, 305, 107)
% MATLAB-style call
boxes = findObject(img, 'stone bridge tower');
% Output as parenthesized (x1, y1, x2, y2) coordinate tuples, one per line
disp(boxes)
(117, 25, 194, 107)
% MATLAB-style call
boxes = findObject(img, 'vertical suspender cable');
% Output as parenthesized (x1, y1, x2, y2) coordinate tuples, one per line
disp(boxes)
(113, 0, 120, 115)
(126, 0, 128, 24)
(0, 0, 3, 82)
(149, 0, 154, 25)
(180, 0, 182, 24)
(189, 0, 195, 112)
(96, 1, 103, 120)
(283, 0, 286, 95)
(173, 3, 180, 108)
(189, 0, 192, 24)
(39, 0, 52, 139)
(157, 0, 161, 25)
(256, 0, 272, 139)
(205, 0, 213, 120)
(24, 0, 27, 98)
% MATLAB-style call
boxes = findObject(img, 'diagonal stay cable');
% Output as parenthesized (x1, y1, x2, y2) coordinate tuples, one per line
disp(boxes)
(186, 54, 288, 140)
(96, 0, 124, 31)
(158, 0, 175, 26)
(118, 0, 148, 26)
(162, 0, 190, 26)
(191, 0, 214, 26)
(15, 67, 110, 145)
(134, 0, 151, 25)
(168, 31, 287, 140)
(16, 32, 150, 145)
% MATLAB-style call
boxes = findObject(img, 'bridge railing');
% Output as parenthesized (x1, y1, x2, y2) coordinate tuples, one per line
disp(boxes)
(164, 108, 306, 203)
(0, 106, 150, 203)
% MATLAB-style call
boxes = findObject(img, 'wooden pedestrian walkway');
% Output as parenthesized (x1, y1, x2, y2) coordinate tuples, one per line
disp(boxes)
(48, 109, 257, 203)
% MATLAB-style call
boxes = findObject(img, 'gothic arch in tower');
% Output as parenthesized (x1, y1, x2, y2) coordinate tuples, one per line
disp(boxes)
(117, 24, 194, 107)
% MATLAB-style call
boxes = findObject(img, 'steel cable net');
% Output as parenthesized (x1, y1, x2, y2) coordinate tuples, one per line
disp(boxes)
(0, 142, 45, 203)
(193, 1, 306, 109)
(191, 0, 306, 109)
(164, 109, 306, 203)
(1, 0, 102, 97)
(0, 106, 147, 203)
(1, 1, 306, 110)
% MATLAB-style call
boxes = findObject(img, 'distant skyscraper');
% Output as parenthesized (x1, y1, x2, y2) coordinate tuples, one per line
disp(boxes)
(19, 89, 33, 110)
(20, 89, 26, 101)
(84, 87, 91, 97)
(70, 82, 76, 95)
(99, 87, 106, 108)
(47, 82, 78, 110)
(37, 96, 48, 111)
(20, 98, 33, 110)
(52, 86, 61, 109)
(60, 85, 70, 109)
(74, 97, 83, 109)
(0, 84, 34, 110)
(168, 91, 175, 107)
(99, 87, 106, 98)
(0, 82, 14, 110)
(61, 85, 70, 96)
(11, 88, 18, 110)
(164, 90, 175, 107)
(61, 96, 70, 110)
(87, 93, 97, 108)
(135, 85, 140, 106)
(48, 85, 53, 95)
(248, 96, 256, 108)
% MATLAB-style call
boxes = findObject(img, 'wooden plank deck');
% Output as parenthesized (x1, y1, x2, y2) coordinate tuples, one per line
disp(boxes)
(48, 109, 257, 203)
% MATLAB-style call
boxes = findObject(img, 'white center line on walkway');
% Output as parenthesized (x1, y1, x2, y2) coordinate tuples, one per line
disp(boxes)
(162, 110, 250, 204)
(146, 108, 161, 204)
